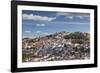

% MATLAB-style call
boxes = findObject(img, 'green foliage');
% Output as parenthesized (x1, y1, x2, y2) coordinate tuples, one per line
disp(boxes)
(22, 54, 32, 62)
(71, 39, 84, 44)
(64, 32, 89, 44)
(64, 32, 85, 39)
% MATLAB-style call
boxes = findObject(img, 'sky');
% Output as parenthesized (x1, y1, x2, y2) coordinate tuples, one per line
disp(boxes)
(22, 10, 90, 38)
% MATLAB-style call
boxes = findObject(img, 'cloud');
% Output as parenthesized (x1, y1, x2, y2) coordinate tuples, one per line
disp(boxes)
(76, 15, 90, 19)
(66, 16, 74, 19)
(41, 24, 45, 26)
(44, 32, 51, 35)
(36, 24, 41, 26)
(36, 31, 41, 34)
(56, 12, 71, 16)
(57, 12, 90, 16)
(76, 15, 84, 19)
(49, 21, 89, 25)
(36, 24, 45, 27)
(24, 30, 32, 33)
(23, 35, 27, 38)
(56, 12, 90, 19)
(22, 14, 56, 21)
(69, 22, 89, 25)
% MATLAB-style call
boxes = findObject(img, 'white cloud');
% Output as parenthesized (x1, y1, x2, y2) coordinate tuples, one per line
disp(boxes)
(23, 35, 27, 38)
(41, 24, 45, 26)
(36, 31, 41, 34)
(44, 32, 51, 35)
(66, 16, 74, 19)
(76, 15, 84, 19)
(57, 12, 90, 16)
(24, 30, 31, 33)
(57, 12, 90, 20)
(36, 24, 45, 27)
(22, 14, 56, 21)
(57, 12, 74, 20)
(56, 12, 71, 16)
(76, 15, 90, 19)
(66, 22, 89, 25)
(36, 24, 41, 26)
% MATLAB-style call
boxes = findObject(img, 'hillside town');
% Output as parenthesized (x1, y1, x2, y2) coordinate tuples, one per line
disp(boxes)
(22, 32, 90, 62)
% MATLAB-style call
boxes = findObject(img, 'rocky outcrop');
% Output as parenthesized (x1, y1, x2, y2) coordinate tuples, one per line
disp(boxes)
(22, 32, 90, 62)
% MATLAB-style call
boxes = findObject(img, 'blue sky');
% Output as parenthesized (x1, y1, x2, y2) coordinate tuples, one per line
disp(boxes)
(22, 10, 90, 38)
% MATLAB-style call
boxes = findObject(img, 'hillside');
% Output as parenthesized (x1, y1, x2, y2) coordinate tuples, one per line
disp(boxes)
(22, 32, 90, 62)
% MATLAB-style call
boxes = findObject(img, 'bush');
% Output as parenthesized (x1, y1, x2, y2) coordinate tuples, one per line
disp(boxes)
(64, 32, 86, 39)
(22, 54, 32, 62)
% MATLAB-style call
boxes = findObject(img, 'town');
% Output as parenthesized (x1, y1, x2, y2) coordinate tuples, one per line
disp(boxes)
(22, 32, 90, 62)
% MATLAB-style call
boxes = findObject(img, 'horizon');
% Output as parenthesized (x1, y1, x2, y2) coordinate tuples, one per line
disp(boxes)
(22, 31, 90, 39)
